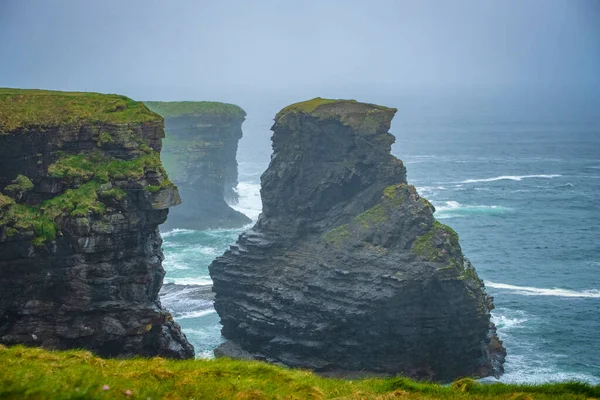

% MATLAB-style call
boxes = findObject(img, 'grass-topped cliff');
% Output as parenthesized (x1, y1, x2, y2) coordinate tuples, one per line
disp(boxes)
(144, 101, 246, 119)
(0, 88, 174, 245)
(274, 97, 397, 135)
(0, 88, 160, 133)
(0, 346, 597, 399)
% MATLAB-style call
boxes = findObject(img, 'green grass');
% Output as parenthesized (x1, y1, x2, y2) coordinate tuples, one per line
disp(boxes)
(275, 98, 397, 135)
(0, 88, 160, 133)
(144, 101, 246, 119)
(275, 97, 346, 119)
(0, 346, 597, 399)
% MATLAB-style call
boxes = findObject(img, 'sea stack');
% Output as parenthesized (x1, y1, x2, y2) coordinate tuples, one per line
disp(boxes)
(209, 98, 505, 381)
(0, 89, 194, 358)
(144, 101, 251, 230)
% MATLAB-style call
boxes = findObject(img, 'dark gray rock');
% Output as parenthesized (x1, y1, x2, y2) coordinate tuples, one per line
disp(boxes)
(0, 93, 194, 359)
(209, 98, 505, 381)
(144, 103, 252, 230)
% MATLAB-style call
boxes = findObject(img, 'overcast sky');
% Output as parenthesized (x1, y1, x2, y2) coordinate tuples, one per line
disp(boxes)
(0, 0, 598, 101)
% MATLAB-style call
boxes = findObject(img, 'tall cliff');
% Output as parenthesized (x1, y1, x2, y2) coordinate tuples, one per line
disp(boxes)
(0, 88, 194, 358)
(144, 102, 251, 230)
(209, 98, 505, 381)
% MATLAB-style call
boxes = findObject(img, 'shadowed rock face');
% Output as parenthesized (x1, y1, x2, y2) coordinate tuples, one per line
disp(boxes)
(209, 98, 505, 381)
(0, 89, 194, 359)
(144, 102, 251, 230)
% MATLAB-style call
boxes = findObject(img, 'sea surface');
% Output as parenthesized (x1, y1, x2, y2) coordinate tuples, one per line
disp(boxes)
(160, 89, 600, 384)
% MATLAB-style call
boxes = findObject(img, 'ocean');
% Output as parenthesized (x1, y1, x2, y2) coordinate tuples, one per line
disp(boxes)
(159, 88, 600, 384)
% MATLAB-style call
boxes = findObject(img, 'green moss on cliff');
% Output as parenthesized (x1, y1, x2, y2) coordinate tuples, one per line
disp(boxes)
(0, 181, 104, 244)
(0, 88, 160, 133)
(48, 151, 171, 185)
(1, 151, 173, 244)
(4, 174, 34, 198)
(322, 224, 351, 245)
(96, 131, 114, 147)
(0, 193, 14, 209)
(355, 204, 387, 228)
(383, 184, 408, 207)
(0, 204, 57, 244)
(0, 346, 597, 400)
(144, 101, 246, 119)
(412, 221, 460, 261)
(41, 181, 105, 219)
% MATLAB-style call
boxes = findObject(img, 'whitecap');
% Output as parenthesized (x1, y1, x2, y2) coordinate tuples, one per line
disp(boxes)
(177, 309, 217, 319)
(459, 174, 562, 184)
(415, 186, 446, 195)
(491, 309, 528, 329)
(485, 281, 600, 298)
(161, 228, 198, 238)
(433, 201, 510, 218)
(163, 277, 213, 286)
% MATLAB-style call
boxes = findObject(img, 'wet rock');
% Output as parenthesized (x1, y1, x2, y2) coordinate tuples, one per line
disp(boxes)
(0, 89, 194, 359)
(209, 98, 505, 381)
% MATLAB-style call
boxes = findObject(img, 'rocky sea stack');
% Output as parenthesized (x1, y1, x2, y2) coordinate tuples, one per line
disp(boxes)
(144, 101, 251, 230)
(0, 88, 193, 358)
(210, 98, 505, 381)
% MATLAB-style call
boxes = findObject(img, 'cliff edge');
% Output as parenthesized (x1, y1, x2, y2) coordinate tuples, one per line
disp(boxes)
(0, 88, 194, 358)
(209, 98, 505, 381)
(144, 101, 251, 230)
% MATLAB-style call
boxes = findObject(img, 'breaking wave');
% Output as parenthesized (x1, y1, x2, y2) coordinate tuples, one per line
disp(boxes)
(459, 174, 562, 184)
(486, 282, 600, 298)
(434, 200, 511, 218)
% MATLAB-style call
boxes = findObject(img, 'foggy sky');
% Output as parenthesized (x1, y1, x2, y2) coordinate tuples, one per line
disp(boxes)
(0, 0, 599, 101)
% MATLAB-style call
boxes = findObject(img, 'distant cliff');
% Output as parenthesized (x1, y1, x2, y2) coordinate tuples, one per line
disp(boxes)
(0, 88, 193, 358)
(144, 101, 251, 230)
(210, 98, 505, 381)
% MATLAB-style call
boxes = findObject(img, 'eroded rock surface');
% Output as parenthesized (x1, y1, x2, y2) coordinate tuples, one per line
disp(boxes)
(210, 98, 505, 381)
(144, 102, 251, 230)
(0, 89, 194, 358)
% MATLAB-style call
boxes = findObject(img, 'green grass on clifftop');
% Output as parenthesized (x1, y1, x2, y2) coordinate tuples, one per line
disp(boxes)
(0, 346, 597, 400)
(0, 88, 161, 133)
(144, 101, 246, 119)
(275, 97, 397, 135)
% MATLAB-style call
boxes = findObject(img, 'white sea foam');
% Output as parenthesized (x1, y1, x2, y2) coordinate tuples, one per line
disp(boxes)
(231, 181, 262, 221)
(177, 309, 217, 320)
(433, 201, 510, 218)
(415, 186, 446, 196)
(491, 309, 528, 330)
(163, 277, 213, 286)
(161, 228, 198, 238)
(486, 281, 600, 298)
(459, 174, 562, 184)
(497, 354, 600, 385)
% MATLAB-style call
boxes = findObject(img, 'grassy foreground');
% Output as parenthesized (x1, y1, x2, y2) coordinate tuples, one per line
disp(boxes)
(0, 346, 598, 399)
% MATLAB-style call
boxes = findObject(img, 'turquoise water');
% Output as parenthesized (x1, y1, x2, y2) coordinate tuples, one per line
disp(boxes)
(160, 91, 600, 384)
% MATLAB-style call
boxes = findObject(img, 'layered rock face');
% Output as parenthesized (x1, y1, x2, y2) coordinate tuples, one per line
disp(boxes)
(144, 102, 251, 230)
(0, 89, 194, 358)
(210, 98, 505, 381)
